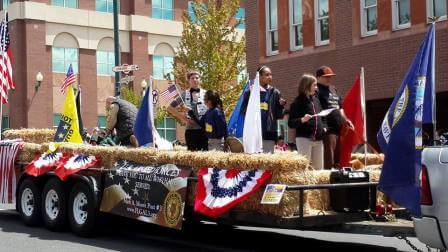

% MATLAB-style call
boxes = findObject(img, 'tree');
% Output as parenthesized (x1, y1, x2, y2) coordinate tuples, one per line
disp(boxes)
(173, 0, 246, 118)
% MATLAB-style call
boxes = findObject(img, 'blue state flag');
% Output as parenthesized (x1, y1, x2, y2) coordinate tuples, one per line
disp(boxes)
(134, 86, 153, 147)
(377, 24, 435, 216)
(227, 80, 250, 137)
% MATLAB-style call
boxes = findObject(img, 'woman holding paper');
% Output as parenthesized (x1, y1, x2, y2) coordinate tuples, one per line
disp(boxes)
(288, 74, 326, 170)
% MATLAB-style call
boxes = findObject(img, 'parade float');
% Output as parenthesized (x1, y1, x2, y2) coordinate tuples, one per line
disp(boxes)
(2, 128, 385, 237)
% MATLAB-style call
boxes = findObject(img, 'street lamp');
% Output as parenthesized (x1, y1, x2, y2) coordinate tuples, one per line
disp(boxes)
(35, 72, 43, 92)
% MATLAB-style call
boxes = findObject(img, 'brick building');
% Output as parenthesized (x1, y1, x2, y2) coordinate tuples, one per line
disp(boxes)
(246, 0, 448, 148)
(3, 0, 245, 143)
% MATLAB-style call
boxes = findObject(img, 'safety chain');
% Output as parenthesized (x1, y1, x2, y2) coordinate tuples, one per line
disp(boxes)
(396, 235, 437, 252)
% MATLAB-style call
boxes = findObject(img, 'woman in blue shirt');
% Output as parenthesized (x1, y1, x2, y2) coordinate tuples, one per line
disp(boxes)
(201, 90, 227, 151)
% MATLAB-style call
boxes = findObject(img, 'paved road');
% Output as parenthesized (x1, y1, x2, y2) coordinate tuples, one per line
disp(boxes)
(0, 204, 428, 252)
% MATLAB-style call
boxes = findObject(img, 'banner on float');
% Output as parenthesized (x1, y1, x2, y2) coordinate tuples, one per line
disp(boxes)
(100, 160, 191, 230)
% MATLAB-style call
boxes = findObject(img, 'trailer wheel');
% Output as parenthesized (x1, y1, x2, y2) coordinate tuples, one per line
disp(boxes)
(42, 178, 67, 231)
(17, 178, 42, 226)
(68, 182, 97, 237)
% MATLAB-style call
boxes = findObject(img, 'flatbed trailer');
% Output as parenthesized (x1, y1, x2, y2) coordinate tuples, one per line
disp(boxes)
(13, 161, 413, 238)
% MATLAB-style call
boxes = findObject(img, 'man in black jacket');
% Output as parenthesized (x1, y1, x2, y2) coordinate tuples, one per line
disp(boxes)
(316, 66, 353, 169)
(241, 66, 285, 153)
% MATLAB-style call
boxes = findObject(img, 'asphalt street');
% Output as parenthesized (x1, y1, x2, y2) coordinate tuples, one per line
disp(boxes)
(0, 204, 429, 252)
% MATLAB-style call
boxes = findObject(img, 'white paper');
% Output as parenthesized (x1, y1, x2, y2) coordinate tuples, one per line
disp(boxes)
(313, 108, 336, 117)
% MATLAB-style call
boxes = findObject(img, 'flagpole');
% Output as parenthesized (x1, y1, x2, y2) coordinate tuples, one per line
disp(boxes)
(431, 21, 437, 142)
(361, 67, 367, 165)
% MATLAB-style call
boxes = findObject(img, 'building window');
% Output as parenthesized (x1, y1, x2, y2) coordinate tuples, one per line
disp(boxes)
(53, 114, 61, 128)
(156, 117, 176, 142)
(52, 0, 77, 8)
(361, 0, 377, 37)
(96, 0, 117, 13)
(392, 0, 410, 30)
(52, 47, 79, 73)
(265, 0, 278, 55)
(236, 7, 245, 29)
(2, 115, 9, 132)
(187, 1, 197, 22)
(1, 0, 9, 10)
(315, 0, 330, 45)
(427, 0, 447, 21)
(97, 51, 115, 76)
(289, 0, 303, 50)
(152, 0, 173, 20)
(153, 55, 174, 80)
(98, 115, 106, 129)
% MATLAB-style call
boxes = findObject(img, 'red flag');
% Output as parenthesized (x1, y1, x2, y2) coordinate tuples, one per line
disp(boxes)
(339, 75, 365, 167)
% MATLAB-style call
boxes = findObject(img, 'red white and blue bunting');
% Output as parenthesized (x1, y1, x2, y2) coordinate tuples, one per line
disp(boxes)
(54, 154, 100, 181)
(195, 167, 271, 218)
(25, 152, 66, 177)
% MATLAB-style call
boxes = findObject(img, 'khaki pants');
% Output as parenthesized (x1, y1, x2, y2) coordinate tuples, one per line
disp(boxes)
(263, 140, 275, 153)
(296, 137, 324, 170)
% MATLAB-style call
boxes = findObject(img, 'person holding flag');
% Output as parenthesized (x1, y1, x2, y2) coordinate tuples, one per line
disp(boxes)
(167, 70, 208, 151)
(316, 66, 353, 169)
(54, 64, 83, 144)
(377, 24, 435, 216)
(240, 66, 286, 153)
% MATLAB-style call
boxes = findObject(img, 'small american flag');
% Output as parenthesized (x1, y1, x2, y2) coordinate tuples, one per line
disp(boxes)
(60, 64, 76, 94)
(0, 139, 23, 203)
(160, 84, 178, 102)
(0, 13, 14, 104)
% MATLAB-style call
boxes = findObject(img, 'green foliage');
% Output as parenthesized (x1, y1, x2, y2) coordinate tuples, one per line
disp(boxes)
(174, 0, 246, 119)
(121, 86, 142, 108)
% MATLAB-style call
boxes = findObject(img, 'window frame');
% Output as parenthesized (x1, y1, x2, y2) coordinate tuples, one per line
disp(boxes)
(96, 51, 115, 76)
(289, 0, 303, 51)
(426, 0, 447, 22)
(52, 0, 78, 8)
(152, 0, 174, 20)
(156, 117, 176, 142)
(52, 47, 79, 74)
(96, 0, 118, 13)
(314, 0, 330, 46)
(392, 0, 411, 30)
(360, 0, 378, 37)
(153, 55, 174, 80)
(265, 0, 279, 56)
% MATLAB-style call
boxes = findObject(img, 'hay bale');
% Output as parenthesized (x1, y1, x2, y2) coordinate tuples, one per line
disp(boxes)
(351, 153, 384, 165)
(4, 129, 55, 144)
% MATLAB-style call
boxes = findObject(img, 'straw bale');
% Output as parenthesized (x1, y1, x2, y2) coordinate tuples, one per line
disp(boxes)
(351, 153, 384, 165)
(4, 129, 55, 144)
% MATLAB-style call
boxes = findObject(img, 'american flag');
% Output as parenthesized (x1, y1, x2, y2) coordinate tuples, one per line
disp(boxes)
(0, 139, 23, 203)
(60, 64, 76, 94)
(160, 84, 178, 102)
(0, 14, 14, 104)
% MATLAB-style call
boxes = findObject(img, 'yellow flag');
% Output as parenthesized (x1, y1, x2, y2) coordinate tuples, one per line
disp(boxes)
(54, 86, 83, 143)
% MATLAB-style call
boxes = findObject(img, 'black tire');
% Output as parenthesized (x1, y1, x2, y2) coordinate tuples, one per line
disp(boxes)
(68, 182, 97, 237)
(17, 178, 42, 226)
(41, 177, 67, 231)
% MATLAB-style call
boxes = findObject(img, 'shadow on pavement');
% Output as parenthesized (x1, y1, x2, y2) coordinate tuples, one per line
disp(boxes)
(0, 210, 402, 252)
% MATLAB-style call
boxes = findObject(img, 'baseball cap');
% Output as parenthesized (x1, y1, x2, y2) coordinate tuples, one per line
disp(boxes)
(316, 66, 336, 77)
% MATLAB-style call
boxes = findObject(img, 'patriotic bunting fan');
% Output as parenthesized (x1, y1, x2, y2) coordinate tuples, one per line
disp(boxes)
(54, 154, 100, 181)
(25, 152, 66, 177)
(195, 167, 271, 218)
